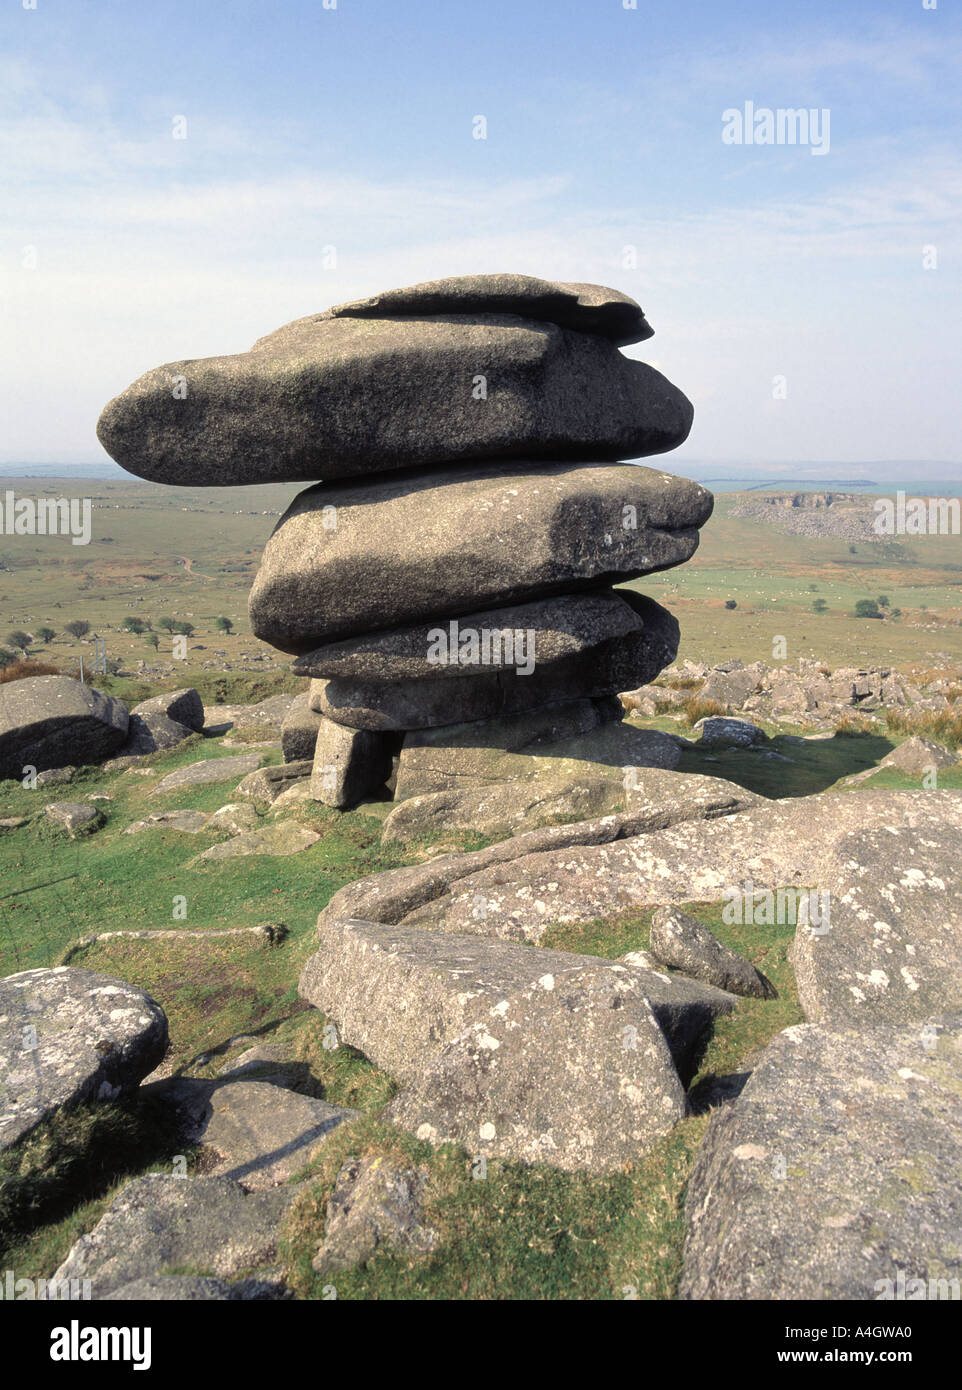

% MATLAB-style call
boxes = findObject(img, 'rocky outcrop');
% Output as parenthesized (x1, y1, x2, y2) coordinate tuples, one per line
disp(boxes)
(0, 967, 168, 1152)
(0, 676, 128, 779)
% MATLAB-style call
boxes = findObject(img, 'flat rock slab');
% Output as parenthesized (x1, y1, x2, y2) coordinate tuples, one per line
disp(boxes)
(881, 735, 958, 774)
(198, 1081, 360, 1189)
(693, 717, 768, 747)
(98, 305, 691, 488)
(194, 822, 320, 861)
(205, 802, 259, 834)
(322, 770, 762, 928)
(51, 1174, 302, 1298)
(323, 274, 654, 345)
(294, 590, 668, 685)
(250, 461, 712, 653)
(381, 774, 628, 844)
(650, 906, 777, 999)
(203, 694, 294, 735)
(0, 676, 128, 779)
(150, 752, 266, 796)
(680, 1018, 962, 1300)
(313, 1155, 437, 1273)
(301, 918, 692, 1169)
(43, 801, 101, 835)
(125, 809, 211, 835)
(131, 688, 205, 732)
(402, 790, 962, 944)
(0, 967, 168, 1152)
(312, 596, 678, 731)
(792, 820, 962, 1027)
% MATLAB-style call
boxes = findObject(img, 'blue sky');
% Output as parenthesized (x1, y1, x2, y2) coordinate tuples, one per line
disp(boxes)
(2, 0, 960, 472)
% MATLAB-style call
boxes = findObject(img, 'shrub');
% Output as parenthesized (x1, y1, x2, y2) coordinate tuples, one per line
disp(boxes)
(63, 620, 90, 639)
(6, 630, 31, 653)
(215, 617, 234, 634)
(854, 599, 881, 619)
(122, 617, 147, 634)
(0, 659, 61, 684)
(812, 599, 828, 614)
(725, 599, 737, 610)
(682, 696, 727, 727)
(36, 627, 56, 644)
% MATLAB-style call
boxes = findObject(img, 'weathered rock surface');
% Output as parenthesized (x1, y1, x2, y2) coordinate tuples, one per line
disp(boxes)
(792, 820, 962, 1028)
(51, 1174, 301, 1297)
(194, 822, 320, 860)
(300, 919, 725, 1153)
(0, 676, 128, 779)
(249, 461, 711, 653)
(680, 1018, 962, 1300)
(205, 802, 259, 834)
(120, 711, 195, 757)
(322, 274, 654, 345)
(381, 774, 627, 844)
(280, 691, 323, 762)
(310, 716, 396, 808)
(401, 790, 962, 944)
(650, 905, 777, 999)
(312, 1155, 438, 1273)
(392, 698, 623, 799)
(102, 1275, 280, 1301)
(312, 597, 678, 731)
(295, 591, 670, 685)
(693, 716, 767, 747)
(879, 735, 957, 774)
(197, 1081, 360, 1190)
(234, 759, 314, 805)
(131, 688, 205, 733)
(150, 752, 266, 796)
(203, 694, 294, 736)
(320, 771, 762, 928)
(43, 801, 102, 835)
(99, 308, 692, 489)
(0, 967, 168, 1152)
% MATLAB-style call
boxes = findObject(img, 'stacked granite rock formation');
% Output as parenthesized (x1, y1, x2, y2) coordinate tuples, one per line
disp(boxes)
(98, 274, 711, 810)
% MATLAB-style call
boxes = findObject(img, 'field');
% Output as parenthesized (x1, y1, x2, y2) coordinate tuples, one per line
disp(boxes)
(2, 476, 962, 683)
(1, 474, 961, 1299)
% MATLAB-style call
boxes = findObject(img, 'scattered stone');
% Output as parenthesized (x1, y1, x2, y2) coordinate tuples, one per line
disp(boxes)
(150, 752, 265, 796)
(693, 716, 768, 747)
(194, 822, 320, 860)
(0, 816, 28, 831)
(0, 676, 128, 779)
(131, 688, 205, 732)
(880, 735, 957, 774)
(120, 711, 196, 757)
(51, 1174, 302, 1297)
(312, 1155, 437, 1273)
(125, 809, 210, 835)
(102, 1275, 281, 1301)
(301, 918, 695, 1169)
(400, 790, 962, 944)
(203, 694, 295, 736)
(42, 801, 101, 835)
(206, 802, 259, 834)
(649, 905, 777, 999)
(680, 1018, 962, 1300)
(199, 1081, 360, 1190)
(234, 760, 313, 805)
(0, 967, 168, 1152)
(35, 765, 77, 786)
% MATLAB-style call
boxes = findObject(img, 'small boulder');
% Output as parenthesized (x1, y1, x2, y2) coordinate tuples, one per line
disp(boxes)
(693, 716, 768, 747)
(0, 676, 128, 779)
(43, 801, 102, 836)
(649, 906, 777, 999)
(0, 967, 168, 1152)
(131, 687, 205, 732)
(312, 1155, 437, 1273)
